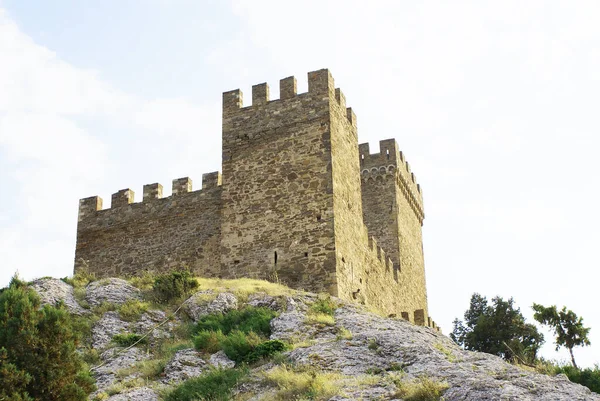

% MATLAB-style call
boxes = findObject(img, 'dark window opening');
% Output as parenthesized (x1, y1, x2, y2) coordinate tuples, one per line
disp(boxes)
(234, 260, 240, 264)
(342, 257, 346, 263)
(316, 214, 322, 221)
(274, 251, 278, 266)
(304, 252, 308, 257)
(359, 278, 363, 284)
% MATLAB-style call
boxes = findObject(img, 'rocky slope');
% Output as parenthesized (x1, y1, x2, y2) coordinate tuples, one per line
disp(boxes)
(31, 276, 599, 401)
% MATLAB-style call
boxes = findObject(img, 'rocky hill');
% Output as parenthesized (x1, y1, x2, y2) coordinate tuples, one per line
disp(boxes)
(29, 275, 599, 401)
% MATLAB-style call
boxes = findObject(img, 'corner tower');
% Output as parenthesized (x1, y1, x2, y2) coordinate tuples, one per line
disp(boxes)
(220, 69, 364, 296)
(359, 140, 428, 318)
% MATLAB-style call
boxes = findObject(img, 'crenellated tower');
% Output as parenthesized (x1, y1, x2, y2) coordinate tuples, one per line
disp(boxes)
(220, 70, 360, 295)
(359, 140, 428, 319)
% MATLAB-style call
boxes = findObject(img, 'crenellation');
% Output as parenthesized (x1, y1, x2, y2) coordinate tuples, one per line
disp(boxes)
(172, 177, 192, 195)
(335, 88, 346, 110)
(74, 68, 434, 327)
(111, 189, 134, 208)
(279, 76, 297, 99)
(78, 196, 103, 222)
(223, 89, 243, 114)
(202, 172, 222, 190)
(252, 82, 270, 105)
(143, 183, 163, 201)
(307, 68, 334, 95)
(414, 309, 426, 326)
(346, 107, 357, 127)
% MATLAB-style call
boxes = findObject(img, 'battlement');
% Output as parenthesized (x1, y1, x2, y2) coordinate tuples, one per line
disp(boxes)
(368, 236, 395, 274)
(77, 172, 222, 218)
(222, 69, 356, 127)
(359, 140, 424, 223)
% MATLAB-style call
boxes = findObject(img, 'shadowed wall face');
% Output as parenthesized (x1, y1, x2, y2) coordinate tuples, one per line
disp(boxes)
(75, 178, 222, 277)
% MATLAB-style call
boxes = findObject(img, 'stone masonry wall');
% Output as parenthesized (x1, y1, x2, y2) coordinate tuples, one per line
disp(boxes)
(219, 71, 338, 293)
(75, 173, 222, 277)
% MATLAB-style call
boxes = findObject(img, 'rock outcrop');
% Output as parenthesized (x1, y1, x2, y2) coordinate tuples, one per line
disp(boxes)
(28, 278, 600, 401)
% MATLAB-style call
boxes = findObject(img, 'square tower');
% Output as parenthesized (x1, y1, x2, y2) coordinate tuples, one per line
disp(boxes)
(220, 70, 363, 296)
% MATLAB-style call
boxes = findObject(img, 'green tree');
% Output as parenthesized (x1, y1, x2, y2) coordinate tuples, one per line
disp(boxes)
(532, 303, 591, 369)
(0, 276, 95, 401)
(451, 293, 544, 363)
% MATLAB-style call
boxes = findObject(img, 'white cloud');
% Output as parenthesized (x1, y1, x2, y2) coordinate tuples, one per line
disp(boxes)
(0, 8, 219, 286)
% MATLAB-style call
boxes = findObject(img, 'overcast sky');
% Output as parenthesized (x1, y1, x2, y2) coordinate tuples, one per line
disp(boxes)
(1, 1, 598, 367)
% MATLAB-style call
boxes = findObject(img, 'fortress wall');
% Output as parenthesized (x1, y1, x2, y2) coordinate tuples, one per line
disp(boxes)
(219, 70, 338, 293)
(75, 174, 222, 278)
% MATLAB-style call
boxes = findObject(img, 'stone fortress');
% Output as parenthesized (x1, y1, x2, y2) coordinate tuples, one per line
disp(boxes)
(75, 69, 437, 329)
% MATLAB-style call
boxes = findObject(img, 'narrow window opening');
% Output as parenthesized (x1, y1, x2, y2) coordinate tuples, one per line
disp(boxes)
(386, 148, 390, 160)
(342, 257, 346, 263)
(304, 252, 308, 257)
(316, 214, 322, 221)
(360, 154, 364, 165)
(274, 251, 278, 266)
(359, 278, 363, 284)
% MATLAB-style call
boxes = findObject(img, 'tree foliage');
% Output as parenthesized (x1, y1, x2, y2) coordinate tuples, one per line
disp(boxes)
(451, 293, 544, 363)
(0, 276, 95, 401)
(532, 303, 591, 368)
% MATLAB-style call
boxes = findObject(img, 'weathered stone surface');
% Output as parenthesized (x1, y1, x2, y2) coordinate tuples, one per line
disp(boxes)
(132, 309, 177, 344)
(93, 347, 150, 394)
(184, 291, 237, 322)
(92, 311, 130, 349)
(278, 304, 599, 400)
(29, 277, 88, 315)
(209, 350, 235, 369)
(105, 387, 159, 401)
(162, 348, 207, 384)
(85, 278, 141, 307)
(74, 69, 436, 326)
(31, 279, 594, 401)
(247, 292, 281, 310)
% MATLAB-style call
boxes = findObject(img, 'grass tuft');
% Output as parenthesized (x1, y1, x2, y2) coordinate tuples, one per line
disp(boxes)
(262, 364, 341, 400)
(164, 368, 248, 401)
(393, 376, 449, 400)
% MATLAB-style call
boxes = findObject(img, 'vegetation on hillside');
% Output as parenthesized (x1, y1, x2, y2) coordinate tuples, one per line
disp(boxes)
(533, 303, 591, 368)
(452, 292, 598, 394)
(450, 293, 544, 364)
(0, 276, 95, 401)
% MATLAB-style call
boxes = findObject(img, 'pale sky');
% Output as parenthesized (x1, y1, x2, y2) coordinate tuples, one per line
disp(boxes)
(0, 1, 598, 368)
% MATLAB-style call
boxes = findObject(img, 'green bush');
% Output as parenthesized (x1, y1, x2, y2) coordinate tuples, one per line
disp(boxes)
(112, 333, 147, 347)
(118, 300, 149, 322)
(193, 307, 284, 363)
(220, 330, 262, 363)
(195, 307, 276, 337)
(152, 270, 198, 303)
(310, 296, 337, 316)
(555, 365, 600, 394)
(247, 340, 287, 363)
(0, 276, 95, 401)
(164, 368, 247, 401)
(194, 330, 226, 354)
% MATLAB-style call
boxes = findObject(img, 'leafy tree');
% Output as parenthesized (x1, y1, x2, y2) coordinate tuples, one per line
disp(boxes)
(532, 303, 591, 368)
(0, 276, 95, 401)
(451, 293, 544, 363)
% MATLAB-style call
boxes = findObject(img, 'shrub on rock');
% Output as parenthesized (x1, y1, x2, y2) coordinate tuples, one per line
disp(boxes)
(0, 276, 95, 401)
